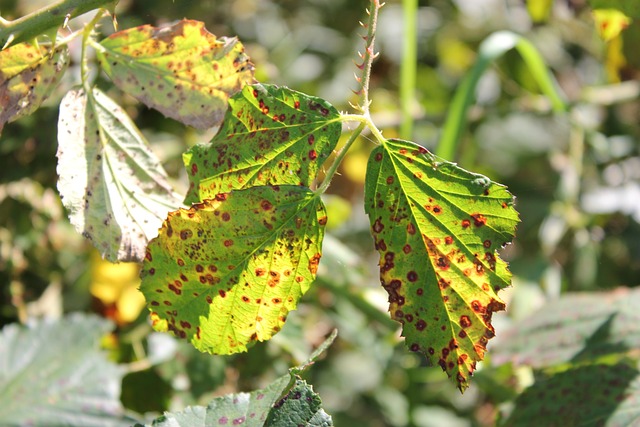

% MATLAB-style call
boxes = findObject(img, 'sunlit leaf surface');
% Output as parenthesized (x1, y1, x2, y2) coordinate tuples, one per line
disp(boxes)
(96, 19, 254, 129)
(364, 138, 519, 391)
(183, 83, 341, 204)
(0, 42, 68, 134)
(140, 185, 326, 354)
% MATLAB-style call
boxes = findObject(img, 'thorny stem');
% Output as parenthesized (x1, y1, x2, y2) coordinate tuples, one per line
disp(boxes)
(352, 0, 384, 116)
(317, 0, 386, 194)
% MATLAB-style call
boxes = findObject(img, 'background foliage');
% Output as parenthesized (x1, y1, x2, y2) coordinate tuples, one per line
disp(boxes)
(2, 0, 640, 425)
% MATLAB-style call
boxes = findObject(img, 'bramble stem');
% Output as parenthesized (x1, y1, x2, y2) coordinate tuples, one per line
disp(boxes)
(317, 0, 386, 194)
(340, 113, 386, 144)
(352, 0, 383, 115)
(315, 112, 387, 194)
(0, 0, 115, 49)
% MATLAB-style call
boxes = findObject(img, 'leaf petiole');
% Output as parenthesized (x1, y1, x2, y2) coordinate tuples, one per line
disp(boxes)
(80, 9, 107, 92)
(315, 120, 366, 195)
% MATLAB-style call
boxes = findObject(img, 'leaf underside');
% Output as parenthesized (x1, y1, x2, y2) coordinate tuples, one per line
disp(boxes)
(364, 138, 519, 392)
(140, 185, 327, 355)
(56, 87, 182, 262)
(183, 83, 341, 204)
(0, 314, 128, 426)
(96, 19, 254, 129)
(0, 42, 69, 134)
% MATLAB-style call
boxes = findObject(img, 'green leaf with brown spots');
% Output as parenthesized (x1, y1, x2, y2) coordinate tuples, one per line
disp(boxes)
(56, 87, 183, 262)
(0, 42, 68, 135)
(503, 364, 640, 427)
(137, 330, 336, 427)
(364, 138, 519, 392)
(94, 19, 254, 129)
(183, 83, 341, 204)
(139, 185, 327, 354)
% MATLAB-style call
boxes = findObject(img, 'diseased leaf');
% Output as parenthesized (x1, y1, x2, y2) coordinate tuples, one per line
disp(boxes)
(183, 83, 341, 204)
(265, 379, 333, 427)
(141, 375, 292, 427)
(0, 314, 133, 426)
(503, 364, 640, 427)
(492, 287, 640, 369)
(0, 42, 68, 134)
(95, 19, 254, 129)
(140, 185, 327, 354)
(56, 87, 182, 262)
(137, 331, 336, 427)
(364, 138, 519, 392)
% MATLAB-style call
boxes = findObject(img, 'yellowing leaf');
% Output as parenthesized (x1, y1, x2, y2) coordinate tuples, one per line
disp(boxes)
(0, 42, 68, 134)
(140, 186, 326, 354)
(364, 139, 519, 392)
(593, 9, 632, 41)
(95, 19, 254, 129)
(183, 84, 341, 204)
(56, 88, 182, 262)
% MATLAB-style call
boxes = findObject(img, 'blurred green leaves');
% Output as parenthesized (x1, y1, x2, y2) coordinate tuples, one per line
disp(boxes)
(0, 314, 132, 426)
(3, 0, 640, 425)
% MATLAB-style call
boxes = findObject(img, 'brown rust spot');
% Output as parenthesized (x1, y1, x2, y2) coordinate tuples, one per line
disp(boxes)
(308, 253, 321, 274)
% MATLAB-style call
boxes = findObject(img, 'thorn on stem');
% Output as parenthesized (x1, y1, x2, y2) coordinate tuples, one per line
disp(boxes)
(3, 33, 15, 50)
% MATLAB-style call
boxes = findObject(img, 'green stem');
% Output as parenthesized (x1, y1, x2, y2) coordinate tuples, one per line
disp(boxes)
(80, 10, 106, 92)
(340, 113, 386, 144)
(435, 31, 568, 162)
(317, 1, 386, 195)
(0, 0, 115, 49)
(400, 0, 417, 140)
(316, 121, 366, 194)
(353, 0, 383, 114)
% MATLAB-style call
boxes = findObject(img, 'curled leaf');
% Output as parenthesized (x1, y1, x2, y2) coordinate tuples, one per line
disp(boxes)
(96, 19, 254, 129)
(0, 42, 68, 134)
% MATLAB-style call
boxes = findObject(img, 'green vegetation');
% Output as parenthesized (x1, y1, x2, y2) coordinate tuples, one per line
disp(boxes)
(2, 0, 640, 425)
